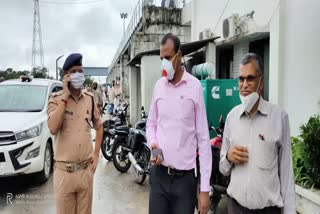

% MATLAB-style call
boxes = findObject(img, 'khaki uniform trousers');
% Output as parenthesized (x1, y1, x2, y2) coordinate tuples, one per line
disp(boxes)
(54, 165, 93, 214)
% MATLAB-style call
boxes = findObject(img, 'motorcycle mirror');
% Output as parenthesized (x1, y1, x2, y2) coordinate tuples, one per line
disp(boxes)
(141, 106, 145, 111)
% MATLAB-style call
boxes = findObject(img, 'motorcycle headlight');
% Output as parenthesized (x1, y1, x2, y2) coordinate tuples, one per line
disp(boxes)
(16, 124, 43, 142)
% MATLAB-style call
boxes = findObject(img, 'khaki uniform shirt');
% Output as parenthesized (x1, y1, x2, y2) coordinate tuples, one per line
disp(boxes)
(93, 90, 103, 107)
(47, 90, 103, 163)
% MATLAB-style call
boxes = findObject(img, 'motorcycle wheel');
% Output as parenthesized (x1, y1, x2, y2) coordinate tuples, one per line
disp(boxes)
(101, 136, 113, 161)
(112, 140, 131, 173)
(132, 150, 148, 185)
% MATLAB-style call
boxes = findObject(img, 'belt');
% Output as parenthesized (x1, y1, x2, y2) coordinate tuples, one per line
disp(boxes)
(54, 160, 90, 173)
(159, 165, 194, 176)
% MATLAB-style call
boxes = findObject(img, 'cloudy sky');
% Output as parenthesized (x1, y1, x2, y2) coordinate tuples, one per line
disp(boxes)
(0, 0, 139, 78)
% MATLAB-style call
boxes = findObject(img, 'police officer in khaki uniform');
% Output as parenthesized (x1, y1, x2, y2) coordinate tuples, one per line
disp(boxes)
(92, 82, 103, 114)
(47, 53, 103, 214)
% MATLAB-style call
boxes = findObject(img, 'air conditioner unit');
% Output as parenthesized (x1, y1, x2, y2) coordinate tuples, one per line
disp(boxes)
(222, 14, 240, 39)
(199, 29, 213, 40)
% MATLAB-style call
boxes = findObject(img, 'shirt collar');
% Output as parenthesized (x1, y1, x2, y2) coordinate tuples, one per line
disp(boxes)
(239, 97, 269, 118)
(70, 89, 85, 101)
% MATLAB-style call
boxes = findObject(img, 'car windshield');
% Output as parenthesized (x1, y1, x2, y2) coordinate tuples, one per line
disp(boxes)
(0, 85, 48, 112)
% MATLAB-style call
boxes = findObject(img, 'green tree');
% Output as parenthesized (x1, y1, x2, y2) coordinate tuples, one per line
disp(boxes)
(84, 76, 94, 87)
(32, 67, 48, 79)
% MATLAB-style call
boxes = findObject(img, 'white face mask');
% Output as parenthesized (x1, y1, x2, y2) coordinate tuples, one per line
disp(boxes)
(239, 77, 262, 113)
(70, 72, 85, 89)
(161, 58, 175, 80)
(161, 50, 180, 80)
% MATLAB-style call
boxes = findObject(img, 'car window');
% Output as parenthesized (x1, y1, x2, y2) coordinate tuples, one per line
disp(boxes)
(51, 86, 63, 93)
(0, 85, 48, 112)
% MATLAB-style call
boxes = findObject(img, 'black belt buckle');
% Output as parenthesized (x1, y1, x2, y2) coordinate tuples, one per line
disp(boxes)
(166, 166, 183, 176)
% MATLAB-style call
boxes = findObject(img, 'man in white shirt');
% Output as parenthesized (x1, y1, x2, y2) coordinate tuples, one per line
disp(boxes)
(220, 53, 296, 214)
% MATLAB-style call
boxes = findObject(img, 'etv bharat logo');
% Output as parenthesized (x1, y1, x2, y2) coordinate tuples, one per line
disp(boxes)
(7, 193, 13, 205)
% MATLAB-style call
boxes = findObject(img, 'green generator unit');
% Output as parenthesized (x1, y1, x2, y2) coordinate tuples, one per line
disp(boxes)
(200, 79, 241, 138)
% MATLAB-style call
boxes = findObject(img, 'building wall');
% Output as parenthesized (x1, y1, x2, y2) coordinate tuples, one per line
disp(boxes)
(232, 42, 249, 78)
(191, 0, 279, 41)
(181, 0, 192, 25)
(278, 0, 320, 136)
(189, 0, 320, 136)
(140, 55, 161, 112)
(268, 6, 280, 105)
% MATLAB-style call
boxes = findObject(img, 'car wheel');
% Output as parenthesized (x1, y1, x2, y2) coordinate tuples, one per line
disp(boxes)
(36, 142, 52, 183)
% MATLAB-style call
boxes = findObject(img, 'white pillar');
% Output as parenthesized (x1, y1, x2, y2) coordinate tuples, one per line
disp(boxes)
(278, 0, 320, 136)
(141, 55, 161, 112)
(129, 66, 139, 126)
(205, 42, 216, 79)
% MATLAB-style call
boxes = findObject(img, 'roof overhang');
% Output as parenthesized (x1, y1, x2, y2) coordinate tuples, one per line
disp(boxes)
(127, 37, 220, 66)
(216, 30, 269, 48)
(83, 67, 108, 77)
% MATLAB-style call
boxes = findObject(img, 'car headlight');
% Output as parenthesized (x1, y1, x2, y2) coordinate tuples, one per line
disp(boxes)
(16, 124, 43, 142)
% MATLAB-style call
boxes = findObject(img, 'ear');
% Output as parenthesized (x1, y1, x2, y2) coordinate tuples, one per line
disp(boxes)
(259, 77, 264, 95)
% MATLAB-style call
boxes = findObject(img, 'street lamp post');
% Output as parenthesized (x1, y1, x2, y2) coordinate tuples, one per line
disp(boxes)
(56, 55, 64, 80)
(120, 13, 128, 37)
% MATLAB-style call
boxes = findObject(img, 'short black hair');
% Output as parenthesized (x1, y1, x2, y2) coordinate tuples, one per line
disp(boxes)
(161, 33, 181, 54)
(241, 53, 264, 75)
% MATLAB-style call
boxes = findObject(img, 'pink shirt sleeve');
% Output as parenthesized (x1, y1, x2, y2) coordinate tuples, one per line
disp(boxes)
(146, 87, 158, 147)
(196, 84, 212, 192)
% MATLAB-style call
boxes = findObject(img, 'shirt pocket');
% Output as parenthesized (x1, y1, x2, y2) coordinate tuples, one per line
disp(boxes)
(254, 136, 278, 170)
(156, 96, 173, 121)
(62, 110, 74, 132)
(178, 96, 195, 122)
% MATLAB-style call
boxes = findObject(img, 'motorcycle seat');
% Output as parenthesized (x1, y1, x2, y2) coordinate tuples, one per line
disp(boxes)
(115, 125, 129, 133)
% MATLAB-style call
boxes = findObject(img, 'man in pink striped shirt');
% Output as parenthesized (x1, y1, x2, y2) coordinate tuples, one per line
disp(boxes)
(147, 33, 212, 214)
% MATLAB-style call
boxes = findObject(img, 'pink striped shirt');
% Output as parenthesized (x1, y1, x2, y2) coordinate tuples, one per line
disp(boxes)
(146, 70, 212, 192)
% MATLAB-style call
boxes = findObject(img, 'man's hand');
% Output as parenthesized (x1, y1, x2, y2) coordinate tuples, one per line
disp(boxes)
(89, 152, 99, 173)
(227, 145, 249, 164)
(198, 192, 210, 214)
(62, 74, 71, 100)
(150, 143, 163, 165)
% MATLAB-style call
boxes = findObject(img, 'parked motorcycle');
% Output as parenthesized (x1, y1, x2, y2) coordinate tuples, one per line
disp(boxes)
(100, 103, 129, 161)
(112, 107, 151, 184)
(209, 115, 229, 214)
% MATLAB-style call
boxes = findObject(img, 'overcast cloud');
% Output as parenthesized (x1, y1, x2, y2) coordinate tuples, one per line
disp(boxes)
(0, 0, 138, 77)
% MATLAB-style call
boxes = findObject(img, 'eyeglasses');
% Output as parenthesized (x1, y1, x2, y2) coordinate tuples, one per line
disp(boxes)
(237, 74, 262, 84)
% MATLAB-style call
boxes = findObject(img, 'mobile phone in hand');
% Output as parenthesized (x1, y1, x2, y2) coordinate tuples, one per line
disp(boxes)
(152, 148, 164, 161)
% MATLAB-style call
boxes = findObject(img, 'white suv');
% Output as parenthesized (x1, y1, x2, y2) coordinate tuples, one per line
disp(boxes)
(0, 77, 62, 182)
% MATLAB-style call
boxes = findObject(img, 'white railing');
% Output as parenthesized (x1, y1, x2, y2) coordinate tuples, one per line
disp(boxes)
(109, 0, 186, 72)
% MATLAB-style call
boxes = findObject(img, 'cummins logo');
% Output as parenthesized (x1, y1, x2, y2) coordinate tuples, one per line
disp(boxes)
(212, 86, 220, 99)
